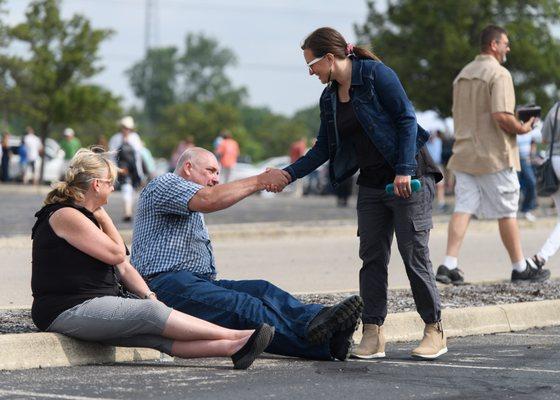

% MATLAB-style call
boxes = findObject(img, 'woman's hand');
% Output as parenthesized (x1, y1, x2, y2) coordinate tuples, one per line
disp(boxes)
(93, 206, 110, 223)
(393, 175, 412, 198)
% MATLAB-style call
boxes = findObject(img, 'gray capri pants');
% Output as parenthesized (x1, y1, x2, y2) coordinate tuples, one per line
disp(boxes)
(47, 296, 174, 354)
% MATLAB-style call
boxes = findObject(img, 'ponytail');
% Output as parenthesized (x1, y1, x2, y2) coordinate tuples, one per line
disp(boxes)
(302, 27, 380, 61)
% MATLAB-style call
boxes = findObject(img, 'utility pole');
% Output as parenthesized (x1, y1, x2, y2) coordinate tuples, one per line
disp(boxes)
(143, 0, 159, 133)
(144, 0, 159, 54)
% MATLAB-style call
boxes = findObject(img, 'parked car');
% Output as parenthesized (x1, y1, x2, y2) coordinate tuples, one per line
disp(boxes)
(219, 162, 262, 184)
(256, 156, 333, 196)
(8, 136, 65, 183)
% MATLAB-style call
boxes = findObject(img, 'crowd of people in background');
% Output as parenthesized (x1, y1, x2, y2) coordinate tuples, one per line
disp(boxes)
(0, 115, 552, 221)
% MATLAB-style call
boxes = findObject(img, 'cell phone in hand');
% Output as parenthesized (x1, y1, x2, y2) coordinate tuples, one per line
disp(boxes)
(517, 105, 541, 123)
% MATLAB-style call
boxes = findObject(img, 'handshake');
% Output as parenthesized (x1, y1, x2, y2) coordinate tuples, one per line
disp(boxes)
(257, 168, 292, 193)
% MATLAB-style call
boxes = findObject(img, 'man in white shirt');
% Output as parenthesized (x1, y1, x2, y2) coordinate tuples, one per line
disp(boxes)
(23, 127, 43, 185)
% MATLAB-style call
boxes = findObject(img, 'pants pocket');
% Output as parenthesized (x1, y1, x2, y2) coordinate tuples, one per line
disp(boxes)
(412, 217, 433, 232)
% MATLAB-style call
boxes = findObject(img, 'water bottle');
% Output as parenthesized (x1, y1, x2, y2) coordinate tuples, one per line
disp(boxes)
(385, 179, 422, 195)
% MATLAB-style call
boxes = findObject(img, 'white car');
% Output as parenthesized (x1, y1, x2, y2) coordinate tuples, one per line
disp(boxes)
(7, 136, 65, 183)
(219, 162, 262, 184)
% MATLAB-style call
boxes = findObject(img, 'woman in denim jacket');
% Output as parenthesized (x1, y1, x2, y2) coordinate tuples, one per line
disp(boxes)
(284, 27, 446, 360)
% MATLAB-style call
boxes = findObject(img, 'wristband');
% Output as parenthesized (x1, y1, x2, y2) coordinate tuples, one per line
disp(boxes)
(144, 290, 156, 299)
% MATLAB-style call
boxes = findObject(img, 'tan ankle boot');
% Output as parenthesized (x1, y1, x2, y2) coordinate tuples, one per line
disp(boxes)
(411, 322, 448, 359)
(351, 324, 386, 359)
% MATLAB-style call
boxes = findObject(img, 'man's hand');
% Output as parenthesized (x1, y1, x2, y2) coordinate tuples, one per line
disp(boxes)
(519, 117, 536, 134)
(258, 168, 291, 193)
(393, 175, 412, 198)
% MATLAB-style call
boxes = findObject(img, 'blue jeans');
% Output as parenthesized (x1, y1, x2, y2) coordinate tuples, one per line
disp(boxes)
(149, 270, 332, 360)
(518, 158, 537, 213)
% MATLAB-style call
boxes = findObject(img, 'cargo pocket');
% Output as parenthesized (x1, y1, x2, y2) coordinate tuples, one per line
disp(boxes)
(412, 216, 433, 232)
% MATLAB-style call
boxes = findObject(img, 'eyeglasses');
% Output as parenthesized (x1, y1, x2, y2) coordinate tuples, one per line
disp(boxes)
(95, 178, 115, 187)
(306, 55, 325, 72)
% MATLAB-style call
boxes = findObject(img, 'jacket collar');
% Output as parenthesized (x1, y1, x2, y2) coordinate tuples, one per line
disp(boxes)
(325, 58, 363, 93)
(350, 58, 364, 86)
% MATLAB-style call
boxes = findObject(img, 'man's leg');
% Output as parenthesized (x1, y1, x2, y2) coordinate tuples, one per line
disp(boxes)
(436, 171, 479, 284)
(149, 270, 331, 360)
(498, 217, 524, 263)
(479, 168, 548, 281)
(445, 212, 472, 257)
(215, 278, 361, 360)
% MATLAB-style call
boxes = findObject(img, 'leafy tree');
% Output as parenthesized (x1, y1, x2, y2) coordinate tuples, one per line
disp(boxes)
(127, 47, 178, 124)
(155, 100, 241, 157)
(355, 0, 560, 118)
(2, 0, 119, 180)
(292, 104, 321, 138)
(241, 108, 308, 158)
(0, 0, 14, 128)
(179, 33, 247, 104)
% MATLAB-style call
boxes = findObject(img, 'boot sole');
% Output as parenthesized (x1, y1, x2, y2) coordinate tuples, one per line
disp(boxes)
(351, 352, 386, 359)
(511, 270, 551, 283)
(411, 347, 448, 360)
(307, 296, 363, 344)
(435, 275, 452, 284)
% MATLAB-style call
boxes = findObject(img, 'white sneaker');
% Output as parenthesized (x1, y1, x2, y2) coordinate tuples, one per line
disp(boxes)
(524, 211, 537, 222)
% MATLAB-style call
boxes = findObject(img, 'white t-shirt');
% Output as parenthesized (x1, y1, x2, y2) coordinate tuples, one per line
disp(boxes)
(24, 133, 42, 161)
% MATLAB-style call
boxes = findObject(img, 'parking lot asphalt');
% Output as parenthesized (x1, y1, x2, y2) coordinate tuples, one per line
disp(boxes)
(1, 326, 559, 400)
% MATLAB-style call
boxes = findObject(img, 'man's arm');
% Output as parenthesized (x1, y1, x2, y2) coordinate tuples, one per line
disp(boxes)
(492, 112, 535, 135)
(188, 169, 290, 213)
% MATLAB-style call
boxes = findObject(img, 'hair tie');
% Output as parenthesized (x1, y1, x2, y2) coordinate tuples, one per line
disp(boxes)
(345, 43, 354, 56)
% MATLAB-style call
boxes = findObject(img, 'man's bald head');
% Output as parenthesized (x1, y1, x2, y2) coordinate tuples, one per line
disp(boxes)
(174, 147, 220, 186)
(174, 147, 215, 174)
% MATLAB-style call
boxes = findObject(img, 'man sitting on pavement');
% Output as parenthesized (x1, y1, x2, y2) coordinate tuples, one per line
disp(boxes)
(130, 147, 363, 361)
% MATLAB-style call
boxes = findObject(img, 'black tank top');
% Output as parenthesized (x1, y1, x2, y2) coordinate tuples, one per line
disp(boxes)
(31, 203, 120, 331)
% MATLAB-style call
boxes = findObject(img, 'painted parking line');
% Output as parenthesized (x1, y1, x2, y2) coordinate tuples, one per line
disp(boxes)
(0, 390, 118, 400)
(352, 359, 560, 374)
(497, 333, 560, 338)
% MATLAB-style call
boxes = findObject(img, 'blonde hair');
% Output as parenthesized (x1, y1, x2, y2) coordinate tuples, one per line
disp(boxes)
(45, 147, 117, 205)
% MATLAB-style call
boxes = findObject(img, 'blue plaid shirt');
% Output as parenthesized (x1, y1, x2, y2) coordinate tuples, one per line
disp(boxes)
(130, 173, 217, 279)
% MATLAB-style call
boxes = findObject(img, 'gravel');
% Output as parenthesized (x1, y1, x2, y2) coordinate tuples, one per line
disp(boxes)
(3, 280, 560, 335)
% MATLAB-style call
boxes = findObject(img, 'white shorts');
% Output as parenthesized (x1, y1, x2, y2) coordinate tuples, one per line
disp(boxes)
(454, 168, 520, 219)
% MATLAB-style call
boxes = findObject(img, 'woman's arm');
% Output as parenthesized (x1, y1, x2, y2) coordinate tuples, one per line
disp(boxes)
(373, 63, 417, 177)
(115, 260, 156, 300)
(49, 207, 126, 265)
(283, 113, 330, 181)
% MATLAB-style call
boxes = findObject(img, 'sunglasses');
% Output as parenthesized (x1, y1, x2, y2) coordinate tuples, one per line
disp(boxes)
(306, 55, 325, 72)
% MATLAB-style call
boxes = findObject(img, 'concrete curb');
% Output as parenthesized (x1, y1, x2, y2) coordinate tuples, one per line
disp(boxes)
(0, 333, 161, 370)
(2, 299, 559, 370)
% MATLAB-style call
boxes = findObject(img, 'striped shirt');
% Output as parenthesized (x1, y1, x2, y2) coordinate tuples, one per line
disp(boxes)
(130, 173, 216, 279)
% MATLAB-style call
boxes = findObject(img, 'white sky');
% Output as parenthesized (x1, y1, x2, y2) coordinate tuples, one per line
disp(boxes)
(5, 0, 375, 116)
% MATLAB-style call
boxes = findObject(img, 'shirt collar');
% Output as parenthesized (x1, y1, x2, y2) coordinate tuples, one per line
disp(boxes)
(475, 54, 500, 65)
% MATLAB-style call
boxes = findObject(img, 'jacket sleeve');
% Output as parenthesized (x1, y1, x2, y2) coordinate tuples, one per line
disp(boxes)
(284, 110, 330, 181)
(373, 63, 418, 176)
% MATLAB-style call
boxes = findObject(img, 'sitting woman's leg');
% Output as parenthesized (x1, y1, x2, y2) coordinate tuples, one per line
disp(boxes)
(162, 309, 254, 358)
(47, 296, 272, 367)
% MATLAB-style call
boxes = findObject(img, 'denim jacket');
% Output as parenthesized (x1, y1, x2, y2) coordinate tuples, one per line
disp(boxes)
(284, 58, 430, 187)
